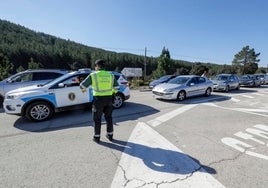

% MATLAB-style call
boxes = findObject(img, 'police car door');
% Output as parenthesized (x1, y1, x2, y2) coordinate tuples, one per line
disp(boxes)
(53, 75, 90, 107)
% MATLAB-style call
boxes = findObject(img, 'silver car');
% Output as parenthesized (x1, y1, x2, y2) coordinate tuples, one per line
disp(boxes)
(264, 75, 268, 84)
(152, 75, 213, 101)
(254, 74, 265, 85)
(0, 69, 68, 105)
(211, 74, 240, 92)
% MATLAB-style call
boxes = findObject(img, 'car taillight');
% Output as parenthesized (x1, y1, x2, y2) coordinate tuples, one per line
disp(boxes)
(120, 81, 129, 86)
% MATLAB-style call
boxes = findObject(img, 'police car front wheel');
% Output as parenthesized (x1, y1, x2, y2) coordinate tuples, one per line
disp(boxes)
(25, 101, 54, 122)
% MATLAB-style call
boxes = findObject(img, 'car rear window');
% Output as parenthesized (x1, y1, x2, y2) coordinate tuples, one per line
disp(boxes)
(10, 73, 33, 82)
(33, 72, 63, 81)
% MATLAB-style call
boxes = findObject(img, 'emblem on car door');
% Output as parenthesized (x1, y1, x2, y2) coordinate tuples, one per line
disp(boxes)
(68, 92, 76, 101)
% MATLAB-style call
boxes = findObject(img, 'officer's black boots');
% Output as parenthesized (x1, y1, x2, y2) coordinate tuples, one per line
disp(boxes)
(106, 134, 113, 141)
(93, 137, 100, 143)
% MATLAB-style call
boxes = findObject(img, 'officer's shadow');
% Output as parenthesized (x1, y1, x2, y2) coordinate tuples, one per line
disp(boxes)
(98, 139, 216, 175)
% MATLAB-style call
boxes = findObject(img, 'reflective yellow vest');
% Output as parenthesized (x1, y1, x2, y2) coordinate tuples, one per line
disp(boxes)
(91, 70, 114, 96)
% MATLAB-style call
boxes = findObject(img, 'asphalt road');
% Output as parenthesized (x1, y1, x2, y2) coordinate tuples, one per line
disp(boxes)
(0, 86, 268, 188)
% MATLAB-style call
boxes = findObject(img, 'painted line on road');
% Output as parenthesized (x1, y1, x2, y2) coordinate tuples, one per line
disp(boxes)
(241, 94, 254, 99)
(221, 124, 268, 161)
(252, 93, 265, 96)
(204, 103, 268, 117)
(111, 122, 225, 188)
(237, 108, 268, 113)
(147, 95, 230, 127)
(230, 97, 240, 102)
(147, 104, 197, 127)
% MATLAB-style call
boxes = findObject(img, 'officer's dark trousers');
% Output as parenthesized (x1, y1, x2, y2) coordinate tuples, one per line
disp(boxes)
(92, 96, 113, 138)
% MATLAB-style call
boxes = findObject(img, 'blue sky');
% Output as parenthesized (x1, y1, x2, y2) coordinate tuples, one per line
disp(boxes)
(1, 0, 268, 67)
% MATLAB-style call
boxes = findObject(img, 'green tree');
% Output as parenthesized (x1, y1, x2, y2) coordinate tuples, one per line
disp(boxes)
(256, 67, 267, 74)
(190, 63, 208, 76)
(175, 67, 189, 75)
(153, 47, 174, 78)
(232, 46, 260, 74)
(16, 66, 25, 73)
(0, 53, 13, 80)
(28, 57, 42, 69)
(152, 60, 166, 78)
(244, 62, 258, 74)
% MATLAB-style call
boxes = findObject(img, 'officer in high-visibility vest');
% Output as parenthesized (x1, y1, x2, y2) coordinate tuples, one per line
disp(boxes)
(80, 59, 118, 143)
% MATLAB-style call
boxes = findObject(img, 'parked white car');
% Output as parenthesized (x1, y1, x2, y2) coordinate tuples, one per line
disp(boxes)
(3, 69, 130, 122)
(152, 75, 213, 101)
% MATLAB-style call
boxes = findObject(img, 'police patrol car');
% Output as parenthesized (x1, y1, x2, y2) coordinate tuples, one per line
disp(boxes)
(3, 69, 130, 122)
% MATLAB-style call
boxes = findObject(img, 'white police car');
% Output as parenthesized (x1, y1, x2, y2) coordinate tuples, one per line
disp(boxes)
(3, 69, 130, 122)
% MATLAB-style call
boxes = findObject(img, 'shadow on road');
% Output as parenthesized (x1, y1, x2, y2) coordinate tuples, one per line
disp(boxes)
(213, 88, 258, 94)
(99, 139, 217, 175)
(13, 101, 159, 132)
(155, 93, 232, 105)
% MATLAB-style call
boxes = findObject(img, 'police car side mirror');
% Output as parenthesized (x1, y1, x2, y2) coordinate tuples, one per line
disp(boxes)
(7, 79, 13, 83)
(58, 83, 65, 88)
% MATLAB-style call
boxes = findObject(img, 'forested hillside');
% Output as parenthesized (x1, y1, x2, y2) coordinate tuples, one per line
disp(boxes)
(0, 19, 163, 78)
(0, 19, 265, 81)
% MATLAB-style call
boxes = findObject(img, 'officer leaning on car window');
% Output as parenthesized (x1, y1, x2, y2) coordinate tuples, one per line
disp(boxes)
(80, 59, 118, 143)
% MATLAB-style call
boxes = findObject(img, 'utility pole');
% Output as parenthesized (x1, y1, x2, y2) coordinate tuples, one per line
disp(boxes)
(144, 47, 147, 81)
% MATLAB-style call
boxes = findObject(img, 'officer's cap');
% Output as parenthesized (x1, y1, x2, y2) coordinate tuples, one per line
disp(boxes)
(94, 59, 105, 67)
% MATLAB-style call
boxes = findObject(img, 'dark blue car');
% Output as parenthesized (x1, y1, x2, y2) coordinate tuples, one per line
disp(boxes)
(149, 75, 177, 89)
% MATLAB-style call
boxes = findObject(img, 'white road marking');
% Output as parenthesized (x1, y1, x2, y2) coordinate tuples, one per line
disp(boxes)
(221, 137, 268, 160)
(235, 108, 268, 113)
(241, 94, 254, 99)
(204, 103, 268, 117)
(221, 124, 268, 161)
(252, 93, 265, 96)
(255, 124, 268, 131)
(245, 151, 268, 160)
(230, 97, 240, 102)
(147, 104, 197, 127)
(111, 122, 225, 188)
